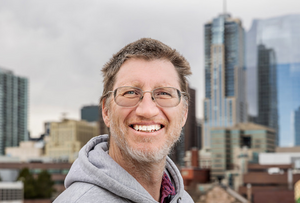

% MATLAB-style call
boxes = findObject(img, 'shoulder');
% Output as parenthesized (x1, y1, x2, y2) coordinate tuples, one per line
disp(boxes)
(53, 182, 132, 203)
(181, 191, 194, 202)
(170, 191, 194, 203)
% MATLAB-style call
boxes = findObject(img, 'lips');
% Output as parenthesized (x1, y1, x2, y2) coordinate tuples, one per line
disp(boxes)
(130, 124, 163, 132)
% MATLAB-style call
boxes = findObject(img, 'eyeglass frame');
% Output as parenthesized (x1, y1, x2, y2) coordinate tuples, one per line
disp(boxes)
(103, 86, 187, 108)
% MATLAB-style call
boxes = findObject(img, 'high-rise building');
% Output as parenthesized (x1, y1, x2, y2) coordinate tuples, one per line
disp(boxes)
(246, 14, 300, 146)
(257, 44, 278, 141)
(184, 87, 198, 150)
(203, 14, 247, 148)
(171, 86, 198, 167)
(81, 105, 99, 122)
(0, 68, 28, 155)
(81, 105, 108, 135)
(294, 107, 300, 146)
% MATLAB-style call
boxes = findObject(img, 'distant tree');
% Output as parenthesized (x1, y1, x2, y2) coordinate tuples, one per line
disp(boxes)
(17, 168, 38, 199)
(296, 198, 300, 203)
(36, 170, 55, 198)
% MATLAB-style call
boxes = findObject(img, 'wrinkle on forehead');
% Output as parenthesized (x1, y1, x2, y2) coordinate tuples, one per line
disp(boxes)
(113, 58, 181, 90)
(115, 80, 176, 90)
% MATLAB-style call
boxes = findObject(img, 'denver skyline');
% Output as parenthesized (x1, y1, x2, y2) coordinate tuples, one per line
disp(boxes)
(0, 0, 299, 144)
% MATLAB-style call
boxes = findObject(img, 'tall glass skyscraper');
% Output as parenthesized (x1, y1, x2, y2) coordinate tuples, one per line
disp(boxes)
(0, 68, 28, 155)
(246, 14, 300, 146)
(294, 107, 300, 145)
(257, 44, 278, 143)
(203, 14, 247, 148)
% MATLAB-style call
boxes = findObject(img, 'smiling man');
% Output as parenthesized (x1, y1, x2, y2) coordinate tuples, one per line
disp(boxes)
(54, 38, 194, 203)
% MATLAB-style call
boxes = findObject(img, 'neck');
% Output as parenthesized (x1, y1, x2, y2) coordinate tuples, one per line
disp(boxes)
(109, 141, 166, 202)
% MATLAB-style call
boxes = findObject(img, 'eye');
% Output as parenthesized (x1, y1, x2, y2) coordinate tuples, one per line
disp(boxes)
(157, 91, 171, 96)
(121, 88, 140, 98)
(155, 89, 173, 98)
(124, 90, 136, 95)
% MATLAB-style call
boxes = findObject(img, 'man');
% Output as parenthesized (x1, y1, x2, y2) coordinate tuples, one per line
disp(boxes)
(54, 38, 194, 203)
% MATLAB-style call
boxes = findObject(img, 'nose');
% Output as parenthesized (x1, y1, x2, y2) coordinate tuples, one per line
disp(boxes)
(135, 92, 159, 118)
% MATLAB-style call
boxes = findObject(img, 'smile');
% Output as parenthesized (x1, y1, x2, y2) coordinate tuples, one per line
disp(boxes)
(130, 124, 163, 132)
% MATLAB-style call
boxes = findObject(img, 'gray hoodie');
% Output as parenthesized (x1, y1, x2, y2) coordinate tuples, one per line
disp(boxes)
(53, 134, 194, 203)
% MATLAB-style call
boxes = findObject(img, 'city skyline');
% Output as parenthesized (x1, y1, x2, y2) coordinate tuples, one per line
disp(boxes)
(0, 0, 299, 145)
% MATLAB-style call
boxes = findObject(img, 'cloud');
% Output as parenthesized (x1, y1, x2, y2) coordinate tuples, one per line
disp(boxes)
(0, 0, 299, 138)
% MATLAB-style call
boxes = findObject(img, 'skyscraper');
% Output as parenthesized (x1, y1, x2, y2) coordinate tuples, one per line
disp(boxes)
(81, 105, 108, 135)
(203, 14, 247, 148)
(184, 86, 198, 150)
(81, 105, 99, 123)
(0, 68, 28, 155)
(170, 86, 197, 167)
(246, 14, 300, 146)
(257, 44, 278, 141)
(294, 107, 300, 146)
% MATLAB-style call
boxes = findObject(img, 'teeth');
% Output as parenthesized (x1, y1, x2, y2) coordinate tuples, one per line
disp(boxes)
(133, 124, 161, 132)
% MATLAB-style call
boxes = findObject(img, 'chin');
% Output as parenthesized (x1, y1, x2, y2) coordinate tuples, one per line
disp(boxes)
(109, 118, 182, 164)
(125, 143, 170, 163)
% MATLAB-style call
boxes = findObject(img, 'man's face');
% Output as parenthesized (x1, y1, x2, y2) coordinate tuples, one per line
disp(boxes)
(103, 58, 188, 163)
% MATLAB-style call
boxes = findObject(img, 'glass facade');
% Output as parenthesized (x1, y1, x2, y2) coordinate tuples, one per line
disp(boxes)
(203, 14, 247, 148)
(81, 105, 99, 122)
(246, 14, 300, 146)
(256, 44, 278, 143)
(0, 68, 28, 155)
(295, 107, 300, 145)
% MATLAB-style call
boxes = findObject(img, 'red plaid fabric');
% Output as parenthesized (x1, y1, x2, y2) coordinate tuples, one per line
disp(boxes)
(160, 172, 176, 203)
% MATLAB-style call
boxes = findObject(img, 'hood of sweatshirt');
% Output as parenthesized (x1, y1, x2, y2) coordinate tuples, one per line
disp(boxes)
(64, 134, 187, 203)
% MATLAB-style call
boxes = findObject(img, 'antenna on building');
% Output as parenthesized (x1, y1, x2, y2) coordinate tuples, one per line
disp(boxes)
(223, 0, 227, 14)
(61, 112, 68, 121)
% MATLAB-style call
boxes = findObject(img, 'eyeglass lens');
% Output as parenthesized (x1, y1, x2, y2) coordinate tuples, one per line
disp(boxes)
(114, 86, 181, 107)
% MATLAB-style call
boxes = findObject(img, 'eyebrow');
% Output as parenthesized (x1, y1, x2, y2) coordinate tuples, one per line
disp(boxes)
(118, 80, 174, 90)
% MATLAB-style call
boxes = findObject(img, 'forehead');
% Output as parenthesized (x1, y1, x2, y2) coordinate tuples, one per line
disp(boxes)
(114, 58, 180, 89)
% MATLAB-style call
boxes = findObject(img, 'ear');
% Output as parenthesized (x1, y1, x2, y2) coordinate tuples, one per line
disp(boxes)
(102, 98, 110, 128)
(181, 107, 188, 127)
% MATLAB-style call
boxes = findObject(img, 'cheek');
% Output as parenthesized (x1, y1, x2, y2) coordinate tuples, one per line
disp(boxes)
(111, 107, 135, 125)
(163, 108, 184, 126)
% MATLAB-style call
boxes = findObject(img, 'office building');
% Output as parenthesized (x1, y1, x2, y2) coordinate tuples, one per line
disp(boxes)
(45, 119, 99, 162)
(210, 123, 275, 178)
(294, 107, 300, 145)
(257, 44, 279, 142)
(184, 87, 198, 150)
(0, 68, 28, 155)
(196, 119, 203, 150)
(246, 14, 300, 146)
(81, 105, 108, 135)
(81, 105, 99, 122)
(0, 181, 23, 203)
(170, 86, 197, 167)
(203, 13, 247, 148)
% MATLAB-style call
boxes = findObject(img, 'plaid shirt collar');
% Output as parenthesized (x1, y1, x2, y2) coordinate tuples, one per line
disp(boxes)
(160, 172, 176, 203)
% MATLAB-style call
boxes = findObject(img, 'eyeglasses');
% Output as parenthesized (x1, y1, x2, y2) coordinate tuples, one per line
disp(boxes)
(107, 86, 186, 108)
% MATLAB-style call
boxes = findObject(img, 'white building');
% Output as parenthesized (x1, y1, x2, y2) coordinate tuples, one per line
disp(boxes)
(0, 181, 23, 203)
(5, 141, 43, 162)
